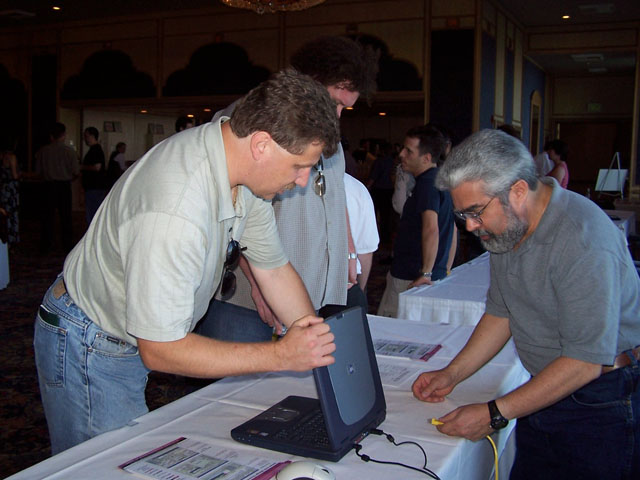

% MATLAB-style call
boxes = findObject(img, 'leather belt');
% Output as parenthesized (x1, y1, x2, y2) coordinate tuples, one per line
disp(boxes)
(52, 277, 67, 299)
(602, 346, 640, 374)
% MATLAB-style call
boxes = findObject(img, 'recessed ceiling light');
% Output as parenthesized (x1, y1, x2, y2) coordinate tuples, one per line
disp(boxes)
(187, 114, 194, 118)
(345, 106, 354, 110)
(140, 109, 148, 113)
(562, 15, 570, 19)
(378, 112, 386, 116)
(52, 6, 61, 11)
(203, 108, 212, 112)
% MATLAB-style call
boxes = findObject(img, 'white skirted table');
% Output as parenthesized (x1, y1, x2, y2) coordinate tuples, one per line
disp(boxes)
(398, 252, 490, 326)
(8, 314, 529, 480)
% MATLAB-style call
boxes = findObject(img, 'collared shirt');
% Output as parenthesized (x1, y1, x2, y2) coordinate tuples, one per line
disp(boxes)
(391, 167, 454, 281)
(63, 118, 287, 345)
(35, 140, 79, 181)
(485, 178, 640, 375)
(213, 105, 349, 311)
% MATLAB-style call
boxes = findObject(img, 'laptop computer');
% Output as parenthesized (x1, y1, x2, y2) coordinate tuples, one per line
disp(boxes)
(230, 305, 386, 462)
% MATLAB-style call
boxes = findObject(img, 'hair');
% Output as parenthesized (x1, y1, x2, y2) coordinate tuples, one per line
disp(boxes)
(426, 122, 453, 165)
(116, 142, 126, 150)
(230, 68, 339, 158)
(175, 116, 194, 132)
(546, 139, 568, 161)
(405, 125, 447, 160)
(290, 36, 379, 102)
(50, 122, 66, 140)
(84, 126, 99, 140)
(436, 129, 538, 200)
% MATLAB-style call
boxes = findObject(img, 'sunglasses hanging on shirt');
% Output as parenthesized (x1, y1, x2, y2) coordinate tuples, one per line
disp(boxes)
(313, 158, 326, 197)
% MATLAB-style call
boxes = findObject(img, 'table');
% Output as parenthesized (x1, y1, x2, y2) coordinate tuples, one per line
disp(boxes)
(398, 253, 490, 325)
(603, 209, 636, 238)
(9, 315, 528, 480)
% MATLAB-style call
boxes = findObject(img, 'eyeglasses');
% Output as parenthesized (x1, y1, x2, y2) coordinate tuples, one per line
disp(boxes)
(313, 158, 326, 197)
(453, 196, 496, 225)
(220, 239, 245, 301)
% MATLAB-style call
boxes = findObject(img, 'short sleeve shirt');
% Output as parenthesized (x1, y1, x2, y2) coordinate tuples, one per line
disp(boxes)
(485, 178, 640, 375)
(63, 118, 287, 345)
(391, 167, 454, 281)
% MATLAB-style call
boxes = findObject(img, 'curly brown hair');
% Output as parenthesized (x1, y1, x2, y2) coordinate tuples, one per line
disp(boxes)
(290, 36, 379, 102)
(230, 68, 339, 158)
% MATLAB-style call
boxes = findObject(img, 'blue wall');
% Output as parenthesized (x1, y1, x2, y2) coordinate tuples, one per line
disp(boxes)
(479, 32, 496, 130)
(522, 59, 546, 152)
(504, 49, 514, 126)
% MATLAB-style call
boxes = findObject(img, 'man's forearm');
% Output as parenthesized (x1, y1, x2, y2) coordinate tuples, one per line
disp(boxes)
(252, 262, 315, 326)
(445, 313, 512, 384)
(496, 356, 602, 420)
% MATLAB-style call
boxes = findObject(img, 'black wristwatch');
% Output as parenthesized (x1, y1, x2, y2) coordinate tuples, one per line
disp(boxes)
(488, 400, 509, 430)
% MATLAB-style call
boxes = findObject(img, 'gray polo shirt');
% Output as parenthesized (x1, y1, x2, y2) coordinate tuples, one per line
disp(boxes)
(63, 118, 287, 345)
(485, 178, 640, 376)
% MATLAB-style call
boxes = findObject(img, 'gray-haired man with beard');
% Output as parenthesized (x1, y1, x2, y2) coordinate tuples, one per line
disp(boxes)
(411, 129, 640, 479)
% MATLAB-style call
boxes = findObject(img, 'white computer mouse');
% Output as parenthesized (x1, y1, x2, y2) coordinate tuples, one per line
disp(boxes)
(275, 460, 336, 480)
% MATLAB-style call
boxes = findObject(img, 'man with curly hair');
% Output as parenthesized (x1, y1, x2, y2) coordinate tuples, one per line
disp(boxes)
(198, 36, 379, 341)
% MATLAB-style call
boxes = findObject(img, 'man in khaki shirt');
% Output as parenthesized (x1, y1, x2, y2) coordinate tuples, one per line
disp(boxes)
(34, 122, 79, 253)
(34, 69, 341, 454)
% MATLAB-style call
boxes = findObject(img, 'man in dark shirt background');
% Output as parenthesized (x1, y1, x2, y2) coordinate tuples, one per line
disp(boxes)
(378, 125, 457, 317)
(80, 126, 106, 226)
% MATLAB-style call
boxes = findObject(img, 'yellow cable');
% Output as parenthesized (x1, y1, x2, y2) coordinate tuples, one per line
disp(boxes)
(486, 435, 498, 480)
(429, 419, 498, 479)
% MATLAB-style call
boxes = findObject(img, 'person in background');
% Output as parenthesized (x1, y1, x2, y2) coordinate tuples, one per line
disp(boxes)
(0, 137, 20, 249)
(175, 116, 195, 132)
(413, 129, 639, 480)
(107, 142, 126, 188)
(35, 122, 79, 254)
(545, 139, 569, 189)
(80, 127, 106, 225)
(344, 172, 379, 296)
(367, 141, 394, 248)
(378, 125, 457, 318)
(196, 35, 378, 342)
(532, 140, 555, 177)
(34, 69, 340, 454)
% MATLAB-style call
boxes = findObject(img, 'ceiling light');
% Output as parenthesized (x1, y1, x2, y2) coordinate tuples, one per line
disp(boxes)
(52, 6, 61, 11)
(571, 53, 604, 63)
(140, 109, 148, 113)
(187, 114, 194, 118)
(219, 0, 325, 15)
(562, 15, 570, 19)
(203, 108, 212, 112)
(378, 112, 387, 116)
(345, 107, 354, 111)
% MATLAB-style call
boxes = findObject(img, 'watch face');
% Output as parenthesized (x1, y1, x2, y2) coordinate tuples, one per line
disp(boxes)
(490, 417, 508, 430)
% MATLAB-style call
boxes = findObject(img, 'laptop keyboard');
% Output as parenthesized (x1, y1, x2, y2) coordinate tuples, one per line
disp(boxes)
(273, 409, 330, 448)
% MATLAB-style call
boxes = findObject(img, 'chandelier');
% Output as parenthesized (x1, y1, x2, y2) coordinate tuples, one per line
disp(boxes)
(219, 0, 326, 14)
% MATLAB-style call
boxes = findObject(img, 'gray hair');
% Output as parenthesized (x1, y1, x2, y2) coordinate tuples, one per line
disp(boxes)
(436, 129, 538, 200)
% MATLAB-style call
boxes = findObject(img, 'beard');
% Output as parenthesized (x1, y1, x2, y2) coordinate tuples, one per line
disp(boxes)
(474, 204, 528, 254)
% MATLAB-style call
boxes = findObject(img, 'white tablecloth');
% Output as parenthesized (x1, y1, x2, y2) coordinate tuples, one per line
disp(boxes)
(9, 315, 529, 480)
(603, 209, 636, 238)
(398, 253, 490, 325)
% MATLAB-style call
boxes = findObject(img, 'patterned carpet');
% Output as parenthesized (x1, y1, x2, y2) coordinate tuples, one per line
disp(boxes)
(0, 213, 390, 477)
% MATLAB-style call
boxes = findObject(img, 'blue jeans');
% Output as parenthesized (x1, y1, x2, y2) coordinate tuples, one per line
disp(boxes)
(510, 354, 640, 480)
(195, 285, 369, 343)
(195, 299, 274, 342)
(33, 277, 150, 454)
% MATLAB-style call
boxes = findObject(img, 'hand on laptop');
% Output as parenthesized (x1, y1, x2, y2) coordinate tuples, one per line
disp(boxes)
(275, 315, 336, 371)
